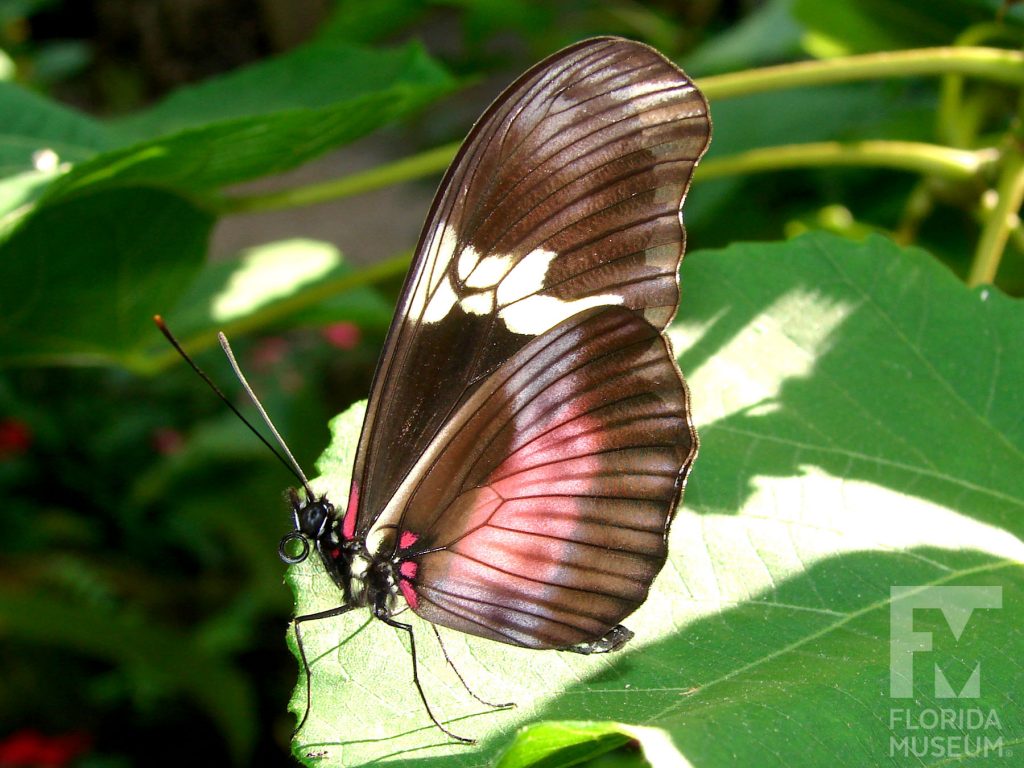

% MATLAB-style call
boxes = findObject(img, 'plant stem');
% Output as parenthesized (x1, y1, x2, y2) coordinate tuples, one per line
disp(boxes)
(218, 47, 1023, 217)
(699, 46, 1024, 100)
(968, 148, 1024, 286)
(698, 141, 995, 183)
(219, 141, 461, 215)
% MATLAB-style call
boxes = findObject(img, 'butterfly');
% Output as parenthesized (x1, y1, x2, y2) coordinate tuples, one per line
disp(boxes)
(279, 36, 711, 742)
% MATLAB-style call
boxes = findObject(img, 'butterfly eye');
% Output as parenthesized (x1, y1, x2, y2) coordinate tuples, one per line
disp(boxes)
(278, 532, 310, 564)
(298, 500, 332, 537)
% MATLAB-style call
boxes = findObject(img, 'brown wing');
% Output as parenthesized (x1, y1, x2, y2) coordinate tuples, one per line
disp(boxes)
(343, 37, 710, 538)
(383, 306, 695, 649)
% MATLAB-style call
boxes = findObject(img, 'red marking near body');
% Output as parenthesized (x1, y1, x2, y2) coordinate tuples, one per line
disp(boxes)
(399, 530, 419, 550)
(399, 579, 419, 609)
(400, 561, 418, 579)
(342, 483, 359, 540)
(330, 547, 341, 559)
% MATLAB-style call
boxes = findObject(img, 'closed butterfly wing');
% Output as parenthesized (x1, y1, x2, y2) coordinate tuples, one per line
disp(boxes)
(342, 37, 711, 540)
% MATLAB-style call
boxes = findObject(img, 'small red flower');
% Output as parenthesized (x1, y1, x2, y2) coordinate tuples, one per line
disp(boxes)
(322, 322, 361, 350)
(0, 729, 90, 768)
(0, 419, 31, 458)
(151, 427, 185, 455)
(251, 336, 289, 371)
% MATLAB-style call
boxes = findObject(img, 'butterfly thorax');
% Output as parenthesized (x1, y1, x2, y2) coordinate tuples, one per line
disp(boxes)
(327, 544, 400, 613)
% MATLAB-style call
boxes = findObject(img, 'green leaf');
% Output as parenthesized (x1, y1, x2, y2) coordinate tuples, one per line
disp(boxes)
(684, 0, 805, 76)
(284, 232, 1023, 766)
(0, 81, 111, 176)
(317, 0, 428, 44)
(108, 40, 450, 141)
(0, 41, 452, 368)
(152, 238, 393, 350)
(0, 187, 213, 366)
(496, 721, 686, 768)
(42, 41, 454, 201)
(792, 0, 1024, 55)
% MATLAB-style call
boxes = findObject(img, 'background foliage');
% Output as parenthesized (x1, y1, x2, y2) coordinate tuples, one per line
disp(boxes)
(1, 1, 1022, 766)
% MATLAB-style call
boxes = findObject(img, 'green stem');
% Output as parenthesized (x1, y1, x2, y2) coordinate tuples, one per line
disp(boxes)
(699, 46, 1024, 101)
(132, 251, 413, 375)
(968, 149, 1024, 286)
(698, 141, 995, 183)
(218, 141, 461, 215)
(217, 48, 1023, 217)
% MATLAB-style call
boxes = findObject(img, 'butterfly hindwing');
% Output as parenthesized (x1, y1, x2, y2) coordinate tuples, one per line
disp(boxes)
(344, 37, 711, 539)
(382, 305, 695, 648)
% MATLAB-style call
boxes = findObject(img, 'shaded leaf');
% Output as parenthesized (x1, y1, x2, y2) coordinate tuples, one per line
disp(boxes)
(45, 41, 454, 200)
(792, 0, 1024, 55)
(0, 187, 213, 366)
(0, 589, 255, 763)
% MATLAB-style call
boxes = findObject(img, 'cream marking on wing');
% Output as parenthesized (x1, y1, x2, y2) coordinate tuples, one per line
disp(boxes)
(457, 245, 479, 282)
(406, 222, 459, 321)
(423, 274, 458, 323)
(411, 233, 621, 330)
(465, 254, 515, 288)
(460, 292, 494, 316)
(496, 247, 623, 335)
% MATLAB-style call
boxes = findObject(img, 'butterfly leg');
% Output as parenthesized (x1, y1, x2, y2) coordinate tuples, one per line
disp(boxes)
(561, 624, 635, 655)
(292, 604, 359, 735)
(428, 623, 515, 710)
(374, 601, 475, 744)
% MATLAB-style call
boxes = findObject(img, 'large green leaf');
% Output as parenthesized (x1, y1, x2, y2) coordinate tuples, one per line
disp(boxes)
(0, 187, 213, 366)
(283, 232, 1022, 766)
(43, 41, 454, 201)
(0, 41, 453, 367)
(0, 82, 111, 177)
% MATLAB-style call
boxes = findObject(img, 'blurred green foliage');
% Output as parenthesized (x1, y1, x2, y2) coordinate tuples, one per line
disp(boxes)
(1, 1, 1023, 766)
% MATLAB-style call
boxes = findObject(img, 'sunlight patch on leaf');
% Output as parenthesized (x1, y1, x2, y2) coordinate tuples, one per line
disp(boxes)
(664, 468, 1024, 619)
(212, 239, 340, 321)
(671, 287, 855, 421)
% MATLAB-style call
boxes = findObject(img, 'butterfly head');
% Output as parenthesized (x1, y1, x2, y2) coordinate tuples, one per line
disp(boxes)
(278, 489, 335, 564)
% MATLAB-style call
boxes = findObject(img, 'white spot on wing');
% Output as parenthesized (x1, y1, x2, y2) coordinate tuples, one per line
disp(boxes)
(457, 245, 479, 282)
(495, 248, 556, 305)
(409, 237, 622, 331)
(499, 294, 621, 335)
(460, 292, 494, 315)
(494, 246, 621, 335)
(407, 223, 459, 323)
(465, 254, 514, 288)
(423, 275, 458, 323)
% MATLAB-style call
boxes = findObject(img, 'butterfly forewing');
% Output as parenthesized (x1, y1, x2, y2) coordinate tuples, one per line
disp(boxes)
(345, 37, 711, 540)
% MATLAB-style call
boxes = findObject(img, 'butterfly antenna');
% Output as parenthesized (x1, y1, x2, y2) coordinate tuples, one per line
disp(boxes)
(154, 316, 314, 498)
